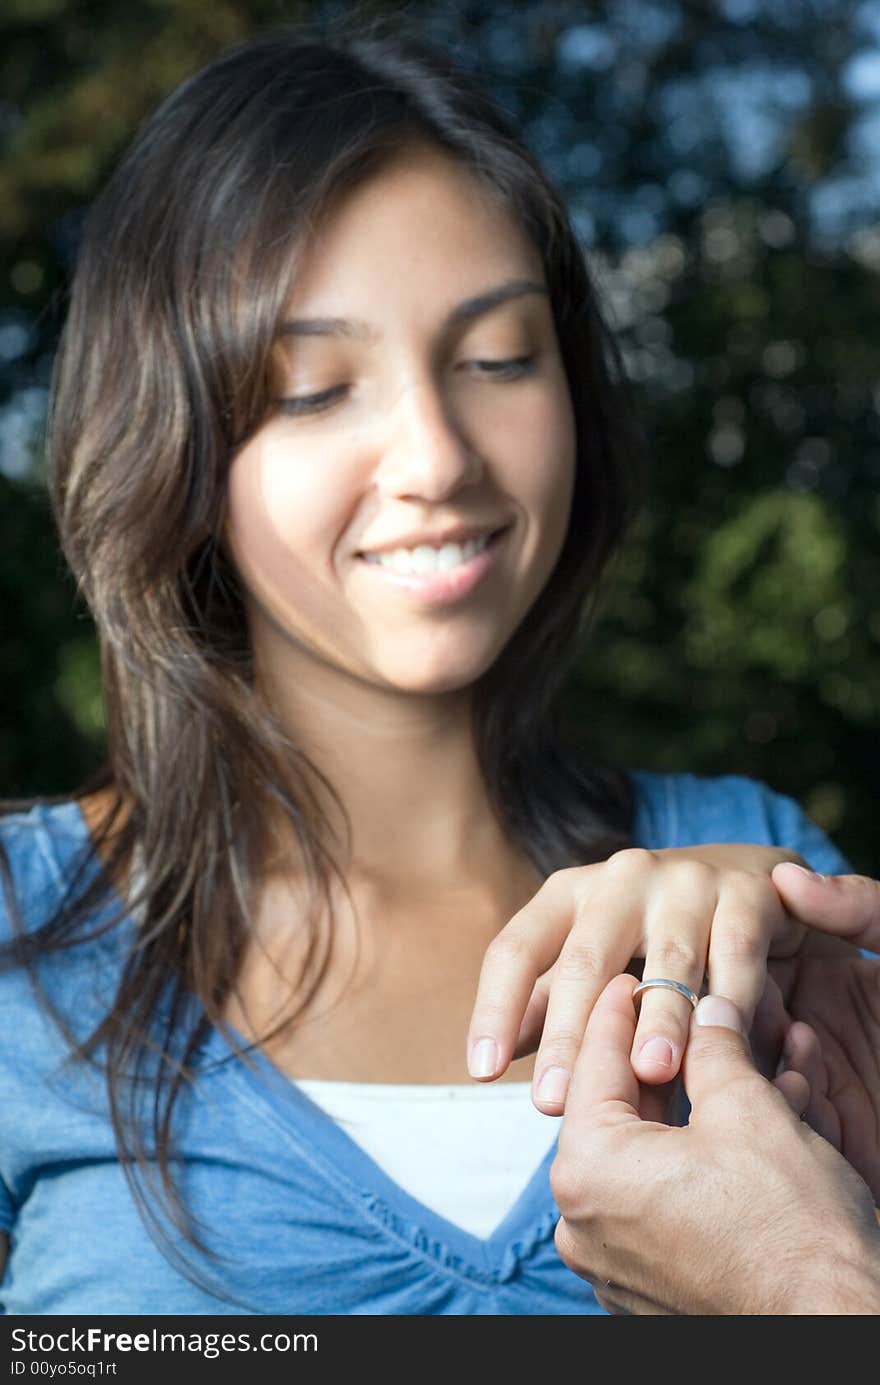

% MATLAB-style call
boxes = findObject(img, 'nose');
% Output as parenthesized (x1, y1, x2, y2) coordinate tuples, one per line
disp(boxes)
(374, 374, 483, 501)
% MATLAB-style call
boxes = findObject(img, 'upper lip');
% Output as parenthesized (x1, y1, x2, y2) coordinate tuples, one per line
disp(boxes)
(357, 522, 509, 557)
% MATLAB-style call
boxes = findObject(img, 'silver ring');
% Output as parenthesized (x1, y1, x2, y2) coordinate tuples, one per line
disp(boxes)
(632, 977, 699, 1011)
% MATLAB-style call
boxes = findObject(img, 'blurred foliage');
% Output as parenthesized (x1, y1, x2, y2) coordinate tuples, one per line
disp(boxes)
(1, 0, 879, 869)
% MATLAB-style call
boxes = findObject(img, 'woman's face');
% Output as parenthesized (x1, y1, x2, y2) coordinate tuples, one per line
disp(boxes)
(225, 145, 576, 697)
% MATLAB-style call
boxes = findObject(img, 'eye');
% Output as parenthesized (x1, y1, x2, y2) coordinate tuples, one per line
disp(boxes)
(277, 385, 348, 417)
(276, 355, 538, 418)
(468, 355, 536, 378)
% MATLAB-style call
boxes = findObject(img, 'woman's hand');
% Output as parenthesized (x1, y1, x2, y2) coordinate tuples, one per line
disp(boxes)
(467, 843, 807, 1114)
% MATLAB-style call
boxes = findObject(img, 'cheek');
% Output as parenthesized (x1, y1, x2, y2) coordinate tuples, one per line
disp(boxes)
(502, 380, 576, 530)
(226, 433, 343, 576)
(224, 434, 348, 614)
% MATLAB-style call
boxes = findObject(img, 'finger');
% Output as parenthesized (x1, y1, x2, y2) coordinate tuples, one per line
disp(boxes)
(802, 1089, 843, 1151)
(750, 971, 790, 1079)
(704, 879, 783, 1031)
(466, 870, 587, 1081)
(557, 974, 643, 1146)
(531, 921, 634, 1113)
(771, 864, 880, 954)
(683, 994, 770, 1118)
(510, 974, 551, 1059)
(528, 854, 669, 1112)
(777, 1020, 823, 1090)
(775, 1021, 842, 1150)
(784, 1025, 835, 1136)
(631, 904, 710, 1086)
(772, 1068, 810, 1117)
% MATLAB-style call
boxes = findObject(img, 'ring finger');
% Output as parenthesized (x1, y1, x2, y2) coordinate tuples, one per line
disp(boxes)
(630, 920, 709, 1084)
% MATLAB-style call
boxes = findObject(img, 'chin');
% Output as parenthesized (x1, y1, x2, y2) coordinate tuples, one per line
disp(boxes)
(380, 645, 503, 696)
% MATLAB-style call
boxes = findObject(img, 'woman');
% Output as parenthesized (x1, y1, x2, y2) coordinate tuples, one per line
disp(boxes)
(0, 27, 852, 1314)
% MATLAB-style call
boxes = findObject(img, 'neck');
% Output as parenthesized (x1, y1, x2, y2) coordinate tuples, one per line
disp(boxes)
(258, 657, 528, 898)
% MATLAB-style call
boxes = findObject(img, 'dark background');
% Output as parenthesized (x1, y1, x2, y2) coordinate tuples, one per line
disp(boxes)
(2, 0, 878, 869)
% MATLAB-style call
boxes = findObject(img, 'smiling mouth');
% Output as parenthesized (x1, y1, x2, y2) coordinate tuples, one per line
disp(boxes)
(358, 526, 509, 575)
(355, 525, 510, 605)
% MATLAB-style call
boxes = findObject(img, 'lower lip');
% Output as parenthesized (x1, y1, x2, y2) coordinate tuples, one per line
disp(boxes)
(356, 528, 509, 607)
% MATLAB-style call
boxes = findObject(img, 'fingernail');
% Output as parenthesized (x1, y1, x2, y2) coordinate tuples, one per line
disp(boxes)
(695, 995, 744, 1033)
(786, 863, 826, 882)
(637, 1036, 674, 1070)
(535, 1066, 570, 1105)
(468, 1037, 499, 1079)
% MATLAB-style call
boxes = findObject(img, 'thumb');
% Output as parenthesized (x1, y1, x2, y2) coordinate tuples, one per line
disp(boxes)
(682, 994, 761, 1110)
(771, 863, 880, 955)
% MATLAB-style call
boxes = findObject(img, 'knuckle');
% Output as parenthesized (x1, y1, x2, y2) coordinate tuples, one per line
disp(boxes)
(543, 866, 582, 895)
(555, 939, 605, 983)
(664, 859, 717, 892)
(604, 847, 657, 879)
(649, 936, 704, 975)
(712, 924, 767, 965)
(549, 1152, 589, 1214)
(724, 868, 767, 893)
(482, 927, 535, 970)
(553, 1218, 588, 1274)
(552, 1218, 574, 1265)
(538, 1027, 584, 1063)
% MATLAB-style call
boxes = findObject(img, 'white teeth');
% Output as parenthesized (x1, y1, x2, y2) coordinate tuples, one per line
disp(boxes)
(363, 532, 493, 574)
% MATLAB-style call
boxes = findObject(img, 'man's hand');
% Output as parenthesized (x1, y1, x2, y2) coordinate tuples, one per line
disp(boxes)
(551, 974, 880, 1315)
(758, 864, 880, 1199)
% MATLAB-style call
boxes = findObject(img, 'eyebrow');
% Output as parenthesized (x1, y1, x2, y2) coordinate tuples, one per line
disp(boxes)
(278, 278, 549, 342)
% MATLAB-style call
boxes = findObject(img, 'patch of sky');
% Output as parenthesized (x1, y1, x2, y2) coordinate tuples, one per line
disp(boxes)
(556, 25, 616, 71)
(565, 141, 603, 179)
(619, 205, 661, 246)
(657, 77, 707, 154)
(570, 205, 596, 245)
(668, 169, 710, 206)
(810, 175, 875, 240)
(856, 0, 880, 45)
(0, 313, 34, 363)
(703, 66, 812, 179)
(849, 105, 880, 167)
(724, 0, 812, 23)
(0, 386, 48, 482)
(614, 0, 682, 47)
(720, 0, 760, 21)
(844, 48, 880, 100)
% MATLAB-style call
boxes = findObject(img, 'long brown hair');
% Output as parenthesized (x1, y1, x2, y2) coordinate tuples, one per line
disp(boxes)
(0, 21, 650, 1300)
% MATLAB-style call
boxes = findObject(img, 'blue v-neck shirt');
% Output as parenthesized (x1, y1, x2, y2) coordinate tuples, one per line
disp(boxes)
(0, 772, 852, 1315)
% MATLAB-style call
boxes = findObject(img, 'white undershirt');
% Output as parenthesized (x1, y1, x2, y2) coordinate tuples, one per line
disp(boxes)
(126, 868, 557, 1237)
(294, 1079, 560, 1239)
